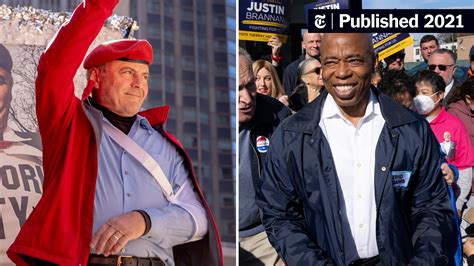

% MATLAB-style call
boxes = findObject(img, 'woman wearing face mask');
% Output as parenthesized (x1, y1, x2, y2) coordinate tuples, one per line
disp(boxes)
(414, 70, 474, 216)
(253, 60, 288, 105)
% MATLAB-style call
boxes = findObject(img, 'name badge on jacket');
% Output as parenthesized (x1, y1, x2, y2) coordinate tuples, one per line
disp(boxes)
(392, 171, 412, 190)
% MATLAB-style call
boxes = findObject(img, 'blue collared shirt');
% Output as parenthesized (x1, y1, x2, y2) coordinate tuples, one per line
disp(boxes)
(93, 115, 199, 265)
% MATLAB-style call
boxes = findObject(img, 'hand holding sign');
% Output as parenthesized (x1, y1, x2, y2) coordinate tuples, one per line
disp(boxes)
(267, 36, 282, 57)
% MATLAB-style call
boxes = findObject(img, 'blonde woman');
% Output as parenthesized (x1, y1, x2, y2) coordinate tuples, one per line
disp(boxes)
(253, 60, 288, 105)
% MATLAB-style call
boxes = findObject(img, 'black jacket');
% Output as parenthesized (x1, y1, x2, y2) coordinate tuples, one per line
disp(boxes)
(239, 94, 290, 236)
(256, 89, 457, 265)
(443, 78, 462, 106)
(282, 54, 305, 96)
(246, 94, 290, 165)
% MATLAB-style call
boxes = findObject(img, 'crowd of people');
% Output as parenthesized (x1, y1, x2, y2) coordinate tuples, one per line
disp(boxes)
(239, 33, 474, 265)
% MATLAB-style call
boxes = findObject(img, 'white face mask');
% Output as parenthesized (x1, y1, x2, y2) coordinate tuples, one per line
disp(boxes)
(413, 92, 439, 115)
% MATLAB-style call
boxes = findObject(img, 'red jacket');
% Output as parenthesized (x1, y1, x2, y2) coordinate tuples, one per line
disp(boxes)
(7, 1, 222, 265)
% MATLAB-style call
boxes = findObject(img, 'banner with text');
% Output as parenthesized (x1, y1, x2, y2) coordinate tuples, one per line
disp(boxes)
(372, 33, 414, 61)
(304, 0, 349, 27)
(239, 0, 290, 43)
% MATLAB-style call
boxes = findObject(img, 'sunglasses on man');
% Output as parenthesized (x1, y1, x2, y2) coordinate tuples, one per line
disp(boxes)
(428, 64, 454, 71)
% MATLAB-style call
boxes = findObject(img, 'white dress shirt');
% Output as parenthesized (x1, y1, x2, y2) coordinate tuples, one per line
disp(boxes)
(319, 91, 385, 260)
(445, 79, 454, 97)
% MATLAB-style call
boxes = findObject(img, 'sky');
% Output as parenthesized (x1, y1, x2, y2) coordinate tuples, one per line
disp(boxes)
(362, 0, 474, 42)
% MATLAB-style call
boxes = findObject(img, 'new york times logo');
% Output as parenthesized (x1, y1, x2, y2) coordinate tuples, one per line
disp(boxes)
(314, 14, 326, 29)
(307, 10, 472, 33)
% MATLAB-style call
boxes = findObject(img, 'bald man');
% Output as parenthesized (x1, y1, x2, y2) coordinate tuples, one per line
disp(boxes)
(282, 32, 321, 95)
(257, 33, 457, 265)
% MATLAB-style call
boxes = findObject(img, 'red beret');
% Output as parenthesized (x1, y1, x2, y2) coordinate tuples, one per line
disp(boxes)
(83, 39, 153, 69)
(0, 44, 12, 73)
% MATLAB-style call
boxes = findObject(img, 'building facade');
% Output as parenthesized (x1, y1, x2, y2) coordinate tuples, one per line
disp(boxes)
(129, 0, 235, 246)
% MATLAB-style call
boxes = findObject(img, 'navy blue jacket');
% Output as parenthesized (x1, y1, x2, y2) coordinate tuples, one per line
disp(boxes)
(256, 89, 457, 265)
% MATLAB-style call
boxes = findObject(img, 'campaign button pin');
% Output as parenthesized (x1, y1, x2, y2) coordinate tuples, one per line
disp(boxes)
(256, 136, 270, 153)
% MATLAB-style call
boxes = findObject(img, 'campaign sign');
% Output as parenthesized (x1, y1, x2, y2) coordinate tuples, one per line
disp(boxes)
(372, 33, 414, 61)
(239, 0, 290, 43)
(304, 0, 349, 27)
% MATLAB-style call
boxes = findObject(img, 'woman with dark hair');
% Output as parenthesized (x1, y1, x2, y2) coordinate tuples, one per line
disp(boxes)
(447, 77, 474, 151)
(415, 70, 474, 217)
(378, 70, 415, 110)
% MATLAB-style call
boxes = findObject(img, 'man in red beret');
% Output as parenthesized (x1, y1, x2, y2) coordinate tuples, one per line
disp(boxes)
(0, 44, 44, 266)
(7, 1, 222, 265)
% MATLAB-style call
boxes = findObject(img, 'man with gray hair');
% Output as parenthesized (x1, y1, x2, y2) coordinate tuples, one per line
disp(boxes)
(257, 33, 457, 265)
(238, 47, 289, 265)
(428, 48, 461, 104)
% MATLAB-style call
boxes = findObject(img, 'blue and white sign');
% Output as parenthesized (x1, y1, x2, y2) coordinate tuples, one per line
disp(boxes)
(304, 0, 350, 27)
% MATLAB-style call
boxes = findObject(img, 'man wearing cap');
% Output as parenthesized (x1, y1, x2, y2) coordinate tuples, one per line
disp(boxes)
(0, 44, 44, 265)
(7, 1, 222, 265)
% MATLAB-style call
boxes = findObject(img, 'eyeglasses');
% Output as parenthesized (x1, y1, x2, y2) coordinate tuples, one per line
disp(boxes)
(305, 67, 321, 75)
(428, 64, 454, 71)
